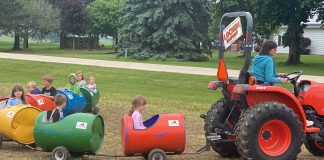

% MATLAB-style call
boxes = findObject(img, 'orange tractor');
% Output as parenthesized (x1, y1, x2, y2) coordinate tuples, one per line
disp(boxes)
(201, 12, 324, 160)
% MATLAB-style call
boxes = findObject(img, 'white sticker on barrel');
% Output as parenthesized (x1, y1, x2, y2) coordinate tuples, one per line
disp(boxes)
(7, 111, 14, 118)
(68, 94, 73, 99)
(168, 120, 180, 127)
(37, 99, 44, 105)
(76, 122, 87, 129)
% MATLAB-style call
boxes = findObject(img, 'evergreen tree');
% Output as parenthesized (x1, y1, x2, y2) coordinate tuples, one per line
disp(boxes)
(118, 0, 211, 61)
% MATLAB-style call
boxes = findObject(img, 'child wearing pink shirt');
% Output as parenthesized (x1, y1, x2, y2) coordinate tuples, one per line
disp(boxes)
(129, 96, 147, 130)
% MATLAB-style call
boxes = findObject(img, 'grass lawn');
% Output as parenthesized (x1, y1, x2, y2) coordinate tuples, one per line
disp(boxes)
(1, 38, 324, 77)
(0, 59, 317, 160)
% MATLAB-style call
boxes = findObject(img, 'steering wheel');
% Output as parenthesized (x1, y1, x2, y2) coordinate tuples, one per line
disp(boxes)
(282, 71, 303, 84)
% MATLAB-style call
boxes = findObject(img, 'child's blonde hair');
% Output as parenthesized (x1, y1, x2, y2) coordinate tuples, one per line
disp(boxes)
(26, 81, 37, 88)
(129, 96, 147, 116)
(89, 74, 95, 79)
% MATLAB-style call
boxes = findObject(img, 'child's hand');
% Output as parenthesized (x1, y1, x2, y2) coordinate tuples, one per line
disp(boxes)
(281, 78, 289, 84)
(277, 73, 286, 77)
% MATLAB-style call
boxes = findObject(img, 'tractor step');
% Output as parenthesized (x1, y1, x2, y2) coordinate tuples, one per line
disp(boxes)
(207, 133, 222, 141)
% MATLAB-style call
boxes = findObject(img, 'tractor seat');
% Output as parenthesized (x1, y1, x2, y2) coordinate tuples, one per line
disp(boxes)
(228, 72, 256, 85)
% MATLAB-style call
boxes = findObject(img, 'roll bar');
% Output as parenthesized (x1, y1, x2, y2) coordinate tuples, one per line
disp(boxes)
(218, 12, 253, 84)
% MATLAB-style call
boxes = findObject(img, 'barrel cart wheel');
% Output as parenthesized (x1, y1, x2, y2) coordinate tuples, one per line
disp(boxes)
(147, 149, 167, 160)
(52, 146, 71, 160)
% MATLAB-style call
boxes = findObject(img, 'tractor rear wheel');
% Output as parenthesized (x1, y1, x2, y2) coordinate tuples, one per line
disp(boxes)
(305, 135, 324, 156)
(204, 98, 240, 157)
(235, 102, 304, 160)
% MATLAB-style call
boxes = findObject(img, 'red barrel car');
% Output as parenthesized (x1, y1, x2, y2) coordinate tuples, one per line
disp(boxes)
(121, 114, 186, 160)
(25, 94, 55, 111)
(0, 94, 55, 111)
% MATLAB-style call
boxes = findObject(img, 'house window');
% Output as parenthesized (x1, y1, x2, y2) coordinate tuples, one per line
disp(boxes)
(278, 35, 282, 46)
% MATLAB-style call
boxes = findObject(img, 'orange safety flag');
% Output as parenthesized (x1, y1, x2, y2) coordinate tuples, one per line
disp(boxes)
(217, 57, 228, 82)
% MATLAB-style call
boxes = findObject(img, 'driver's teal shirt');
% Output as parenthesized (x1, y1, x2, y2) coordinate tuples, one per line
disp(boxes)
(251, 54, 282, 84)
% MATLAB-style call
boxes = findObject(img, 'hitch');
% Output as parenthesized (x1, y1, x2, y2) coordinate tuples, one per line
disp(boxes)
(195, 133, 222, 154)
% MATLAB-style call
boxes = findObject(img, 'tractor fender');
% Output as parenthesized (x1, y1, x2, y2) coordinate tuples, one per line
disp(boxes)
(245, 85, 306, 131)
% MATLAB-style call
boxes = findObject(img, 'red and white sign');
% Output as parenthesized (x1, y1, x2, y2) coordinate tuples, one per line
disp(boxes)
(223, 17, 243, 49)
(168, 120, 180, 127)
(7, 111, 14, 118)
(37, 99, 44, 105)
(76, 122, 88, 129)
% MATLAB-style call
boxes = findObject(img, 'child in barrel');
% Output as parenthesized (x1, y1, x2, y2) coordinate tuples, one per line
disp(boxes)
(6, 85, 28, 107)
(76, 71, 87, 86)
(65, 73, 81, 96)
(51, 94, 67, 123)
(129, 96, 147, 130)
(87, 75, 97, 92)
(26, 81, 41, 95)
(41, 75, 57, 100)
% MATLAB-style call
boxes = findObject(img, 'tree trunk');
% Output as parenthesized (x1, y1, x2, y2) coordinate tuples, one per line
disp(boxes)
(13, 33, 21, 50)
(23, 35, 29, 50)
(60, 32, 67, 49)
(114, 33, 118, 53)
(23, 29, 29, 49)
(285, 20, 303, 65)
(26, 36, 29, 49)
(287, 38, 301, 65)
(88, 35, 92, 51)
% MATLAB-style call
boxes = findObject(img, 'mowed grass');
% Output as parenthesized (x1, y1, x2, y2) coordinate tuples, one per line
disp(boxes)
(1, 38, 324, 76)
(0, 59, 318, 160)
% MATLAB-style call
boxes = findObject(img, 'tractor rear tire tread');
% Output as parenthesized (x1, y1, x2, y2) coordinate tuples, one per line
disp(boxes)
(204, 98, 240, 157)
(305, 135, 324, 156)
(235, 102, 304, 160)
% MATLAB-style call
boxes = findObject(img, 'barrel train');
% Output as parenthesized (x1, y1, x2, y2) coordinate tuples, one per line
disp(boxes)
(0, 88, 193, 160)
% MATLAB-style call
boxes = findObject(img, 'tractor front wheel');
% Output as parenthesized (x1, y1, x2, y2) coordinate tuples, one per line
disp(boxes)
(305, 135, 324, 156)
(235, 102, 304, 160)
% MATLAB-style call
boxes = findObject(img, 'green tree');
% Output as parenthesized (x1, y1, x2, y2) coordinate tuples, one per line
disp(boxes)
(0, 0, 59, 50)
(118, 0, 211, 61)
(209, 0, 278, 39)
(21, 0, 60, 49)
(211, 0, 324, 64)
(59, 0, 90, 48)
(252, 0, 324, 64)
(88, 0, 125, 52)
(0, 0, 25, 50)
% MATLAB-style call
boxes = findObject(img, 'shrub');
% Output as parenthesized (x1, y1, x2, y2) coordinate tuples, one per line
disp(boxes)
(154, 54, 167, 61)
(175, 52, 209, 62)
(300, 37, 312, 55)
(133, 52, 151, 61)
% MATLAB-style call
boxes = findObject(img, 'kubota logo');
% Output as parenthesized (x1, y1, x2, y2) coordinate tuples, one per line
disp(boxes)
(256, 86, 266, 90)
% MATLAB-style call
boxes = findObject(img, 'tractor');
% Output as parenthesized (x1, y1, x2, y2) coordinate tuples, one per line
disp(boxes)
(201, 12, 324, 160)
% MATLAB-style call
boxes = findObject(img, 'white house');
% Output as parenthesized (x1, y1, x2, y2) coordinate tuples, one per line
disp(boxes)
(273, 15, 324, 55)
